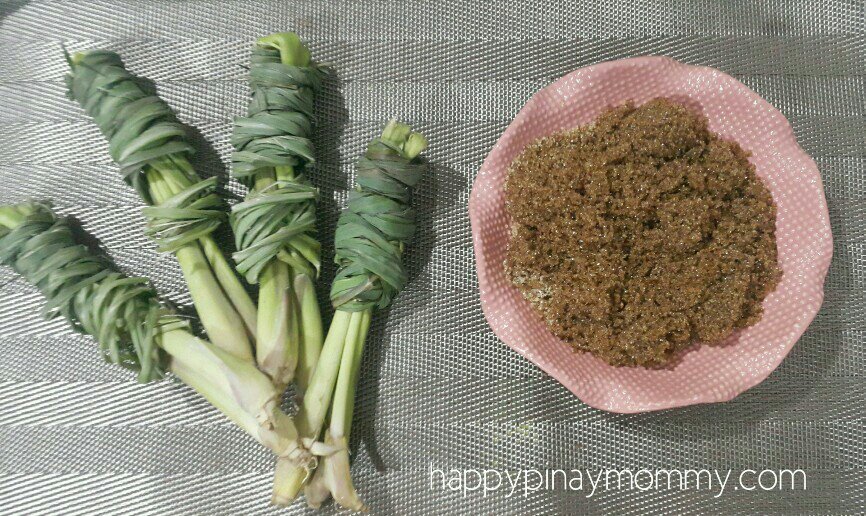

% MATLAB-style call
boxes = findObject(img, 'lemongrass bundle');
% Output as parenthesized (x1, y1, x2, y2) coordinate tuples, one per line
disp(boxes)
(230, 33, 325, 389)
(0, 203, 312, 463)
(65, 51, 257, 360)
(273, 120, 428, 510)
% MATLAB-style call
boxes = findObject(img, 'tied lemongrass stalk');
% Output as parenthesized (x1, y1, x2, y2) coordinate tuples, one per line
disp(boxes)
(0, 203, 317, 465)
(272, 121, 428, 510)
(230, 33, 324, 390)
(65, 51, 257, 361)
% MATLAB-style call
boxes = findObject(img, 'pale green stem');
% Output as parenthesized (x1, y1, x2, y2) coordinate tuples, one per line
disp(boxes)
(174, 245, 253, 361)
(200, 237, 259, 336)
(275, 163, 324, 390)
(297, 310, 357, 436)
(304, 309, 371, 511)
(154, 159, 258, 336)
(257, 260, 295, 388)
(272, 310, 354, 505)
(166, 341, 258, 437)
(147, 169, 253, 361)
(329, 310, 371, 438)
(294, 272, 323, 392)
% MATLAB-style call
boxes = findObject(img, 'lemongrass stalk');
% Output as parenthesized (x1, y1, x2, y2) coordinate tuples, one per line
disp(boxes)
(0, 203, 311, 465)
(254, 171, 298, 388)
(272, 309, 354, 505)
(66, 51, 257, 360)
(272, 121, 428, 508)
(304, 309, 371, 511)
(230, 33, 325, 387)
(294, 271, 323, 391)
(0, 202, 164, 380)
(161, 327, 307, 461)
(144, 165, 254, 361)
(138, 113, 258, 339)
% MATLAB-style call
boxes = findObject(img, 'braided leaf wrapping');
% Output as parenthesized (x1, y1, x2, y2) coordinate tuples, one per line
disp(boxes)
(330, 122, 428, 311)
(0, 204, 172, 382)
(230, 37, 324, 283)
(230, 44, 321, 177)
(65, 51, 223, 253)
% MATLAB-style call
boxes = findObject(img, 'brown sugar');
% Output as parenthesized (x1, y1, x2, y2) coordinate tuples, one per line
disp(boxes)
(504, 99, 782, 368)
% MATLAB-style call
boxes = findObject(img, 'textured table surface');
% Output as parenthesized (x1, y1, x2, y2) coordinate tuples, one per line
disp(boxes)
(0, 1, 863, 514)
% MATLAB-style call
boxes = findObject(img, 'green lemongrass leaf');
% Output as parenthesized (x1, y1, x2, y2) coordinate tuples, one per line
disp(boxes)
(231, 150, 304, 177)
(329, 275, 376, 309)
(329, 121, 428, 311)
(251, 86, 315, 118)
(246, 135, 317, 161)
(140, 177, 224, 253)
(276, 252, 314, 279)
(357, 156, 426, 187)
(346, 191, 416, 240)
(117, 122, 188, 163)
(249, 63, 323, 90)
(67, 52, 195, 184)
(109, 97, 175, 156)
(335, 236, 405, 293)
(230, 205, 288, 250)
(232, 189, 316, 212)
(231, 112, 312, 148)
(117, 141, 196, 182)
(0, 204, 167, 381)
(45, 271, 111, 318)
(233, 224, 314, 283)
(277, 233, 321, 277)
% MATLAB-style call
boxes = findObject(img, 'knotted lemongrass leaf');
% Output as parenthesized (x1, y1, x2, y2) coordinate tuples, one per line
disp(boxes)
(230, 33, 324, 283)
(66, 50, 259, 357)
(141, 176, 224, 253)
(65, 51, 196, 203)
(270, 124, 428, 506)
(66, 50, 224, 256)
(330, 121, 428, 311)
(0, 203, 169, 381)
(66, 50, 225, 259)
(231, 181, 318, 283)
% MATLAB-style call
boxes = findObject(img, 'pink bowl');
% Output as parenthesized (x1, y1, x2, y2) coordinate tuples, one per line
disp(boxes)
(469, 56, 833, 413)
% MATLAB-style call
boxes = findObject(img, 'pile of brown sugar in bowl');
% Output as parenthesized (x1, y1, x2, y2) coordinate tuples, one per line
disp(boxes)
(504, 98, 782, 368)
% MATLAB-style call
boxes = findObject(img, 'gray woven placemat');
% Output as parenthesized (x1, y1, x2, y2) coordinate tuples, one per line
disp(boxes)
(0, 1, 863, 514)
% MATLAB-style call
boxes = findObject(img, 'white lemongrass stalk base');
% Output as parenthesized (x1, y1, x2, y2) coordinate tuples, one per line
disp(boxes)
(304, 309, 370, 510)
(271, 309, 370, 507)
(160, 327, 311, 465)
(256, 259, 297, 389)
(272, 309, 357, 505)
(305, 432, 366, 512)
